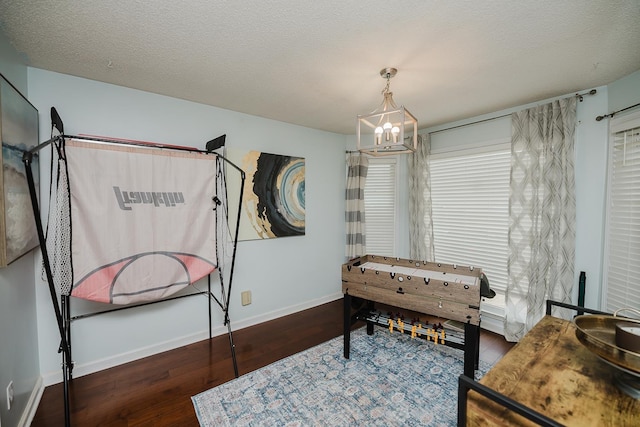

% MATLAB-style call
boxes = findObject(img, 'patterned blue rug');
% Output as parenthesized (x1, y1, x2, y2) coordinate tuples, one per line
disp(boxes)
(192, 327, 491, 426)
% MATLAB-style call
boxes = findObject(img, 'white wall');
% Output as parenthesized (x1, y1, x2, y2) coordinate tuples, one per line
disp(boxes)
(574, 87, 609, 309)
(0, 32, 41, 427)
(608, 70, 640, 113)
(27, 68, 348, 384)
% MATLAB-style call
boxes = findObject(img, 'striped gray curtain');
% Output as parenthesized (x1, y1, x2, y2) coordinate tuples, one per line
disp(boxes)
(505, 97, 577, 341)
(408, 134, 435, 261)
(345, 153, 368, 258)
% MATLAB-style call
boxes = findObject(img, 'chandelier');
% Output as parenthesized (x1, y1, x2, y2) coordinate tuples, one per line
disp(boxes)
(356, 68, 418, 156)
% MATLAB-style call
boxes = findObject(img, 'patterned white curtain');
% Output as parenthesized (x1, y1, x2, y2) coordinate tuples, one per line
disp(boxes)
(345, 153, 368, 258)
(408, 134, 435, 261)
(505, 97, 577, 341)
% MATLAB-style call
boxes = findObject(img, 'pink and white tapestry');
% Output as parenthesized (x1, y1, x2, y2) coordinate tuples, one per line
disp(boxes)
(63, 138, 218, 304)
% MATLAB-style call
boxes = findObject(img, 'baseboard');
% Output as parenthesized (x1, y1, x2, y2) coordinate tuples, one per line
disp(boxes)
(19, 376, 43, 427)
(480, 295, 505, 336)
(41, 292, 343, 386)
(480, 311, 504, 336)
(232, 292, 343, 332)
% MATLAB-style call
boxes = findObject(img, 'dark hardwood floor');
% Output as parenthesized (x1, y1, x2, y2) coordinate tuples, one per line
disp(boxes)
(32, 299, 514, 426)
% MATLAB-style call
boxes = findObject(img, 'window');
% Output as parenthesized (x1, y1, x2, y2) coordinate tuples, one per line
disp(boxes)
(429, 143, 511, 295)
(361, 143, 511, 295)
(364, 158, 397, 256)
(604, 112, 640, 313)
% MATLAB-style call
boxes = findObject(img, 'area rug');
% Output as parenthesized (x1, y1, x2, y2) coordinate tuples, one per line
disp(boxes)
(192, 327, 491, 426)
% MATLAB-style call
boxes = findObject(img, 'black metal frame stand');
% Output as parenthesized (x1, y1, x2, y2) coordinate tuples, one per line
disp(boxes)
(23, 134, 245, 427)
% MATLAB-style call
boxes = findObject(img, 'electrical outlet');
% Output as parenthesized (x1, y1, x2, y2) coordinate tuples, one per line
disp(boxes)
(241, 290, 252, 306)
(6, 381, 13, 411)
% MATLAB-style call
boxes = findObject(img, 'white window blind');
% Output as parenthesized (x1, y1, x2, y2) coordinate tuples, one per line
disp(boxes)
(429, 144, 510, 293)
(364, 158, 397, 256)
(605, 115, 640, 313)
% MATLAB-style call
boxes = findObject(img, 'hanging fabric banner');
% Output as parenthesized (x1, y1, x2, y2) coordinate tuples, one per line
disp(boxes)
(64, 138, 218, 304)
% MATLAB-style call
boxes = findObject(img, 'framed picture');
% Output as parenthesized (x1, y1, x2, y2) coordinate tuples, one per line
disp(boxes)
(0, 73, 40, 267)
(227, 149, 305, 241)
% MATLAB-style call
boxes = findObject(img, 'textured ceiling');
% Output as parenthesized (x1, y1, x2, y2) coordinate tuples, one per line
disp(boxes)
(1, 1, 639, 134)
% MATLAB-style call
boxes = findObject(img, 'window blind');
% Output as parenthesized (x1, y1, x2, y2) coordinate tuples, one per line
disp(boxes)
(429, 145, 510, 293)
(364, 158, 397, 256)
(605, 116, 640, 313)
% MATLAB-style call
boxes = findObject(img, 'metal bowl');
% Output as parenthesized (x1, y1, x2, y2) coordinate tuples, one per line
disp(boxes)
(574, 315, 640, 375)
(616, 322, 640, 353)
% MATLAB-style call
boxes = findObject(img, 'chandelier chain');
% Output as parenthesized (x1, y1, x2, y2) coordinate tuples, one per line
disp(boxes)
(381, 74, 392, 96)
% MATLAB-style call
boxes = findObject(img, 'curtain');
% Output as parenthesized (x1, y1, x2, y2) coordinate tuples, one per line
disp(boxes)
(505, 97, 577, 341)
(345, 153, 368, 258)
(408, 134, 435, 261)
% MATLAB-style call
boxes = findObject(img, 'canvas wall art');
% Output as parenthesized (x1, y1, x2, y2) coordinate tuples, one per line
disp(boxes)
(0, 73, 40, 267)
(227, 149, 305, 241)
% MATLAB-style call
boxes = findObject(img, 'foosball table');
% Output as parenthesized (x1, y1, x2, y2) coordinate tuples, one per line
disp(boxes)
(342, 254, 486, 378)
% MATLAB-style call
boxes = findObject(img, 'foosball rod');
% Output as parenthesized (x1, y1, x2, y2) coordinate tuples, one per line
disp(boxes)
(361, 311, 465, 345)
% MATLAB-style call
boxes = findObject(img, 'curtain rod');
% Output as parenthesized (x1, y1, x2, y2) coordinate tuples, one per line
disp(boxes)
(428, 90, 597, 135)
(596, 102, 640, 121)
(427, 113, 511, 135)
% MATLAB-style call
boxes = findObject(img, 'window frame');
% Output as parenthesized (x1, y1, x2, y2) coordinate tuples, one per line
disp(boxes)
(602, 110, 640, 313)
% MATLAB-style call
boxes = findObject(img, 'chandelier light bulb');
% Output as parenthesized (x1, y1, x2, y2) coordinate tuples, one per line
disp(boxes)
(374, 126, 383, 144)
(383, 121, 393, 141)
(391, 126, 400, 143)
